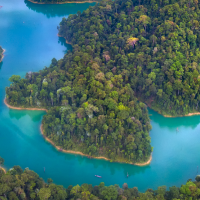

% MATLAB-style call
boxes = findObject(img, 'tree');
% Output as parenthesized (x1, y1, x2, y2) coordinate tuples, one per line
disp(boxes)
(38, 188, 51, 200)
(100, 186, 118, 200)
(9, 75, 21, 83)
(70, 185, 81, 196)
(127, 37, 139, 48)
(138, 15, 150, 32)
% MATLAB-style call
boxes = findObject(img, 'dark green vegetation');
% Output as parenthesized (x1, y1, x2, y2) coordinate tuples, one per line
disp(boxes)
(58, 0, 200, 117)
(0, 46, 4, 62)
(8, 0, 200, 163)
(1, 158, 200, 200)
(5, 55, 151, 163)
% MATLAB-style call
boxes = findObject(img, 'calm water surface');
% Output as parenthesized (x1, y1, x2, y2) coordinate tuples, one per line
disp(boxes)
(1, 0, 200, 192)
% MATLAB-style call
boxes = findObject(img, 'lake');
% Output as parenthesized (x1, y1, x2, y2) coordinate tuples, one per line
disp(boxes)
(1, 0, 200, 192)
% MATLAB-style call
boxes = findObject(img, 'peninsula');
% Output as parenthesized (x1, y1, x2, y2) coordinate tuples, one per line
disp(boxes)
(6, 0, 200, 166)
(4, 97, 152, 166)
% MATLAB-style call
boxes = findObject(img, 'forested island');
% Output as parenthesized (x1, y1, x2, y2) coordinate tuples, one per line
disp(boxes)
(6, 0, 200, 163)
(0, 46, 4, 62)
(1, 158, 200, 200)
(27, 0, 98, 4)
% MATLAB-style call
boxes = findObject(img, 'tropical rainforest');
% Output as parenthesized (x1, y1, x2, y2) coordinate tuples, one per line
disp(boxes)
(0, 46, 4, 62)
(6, 0, 200, 163)
(1, 158, 200, 200)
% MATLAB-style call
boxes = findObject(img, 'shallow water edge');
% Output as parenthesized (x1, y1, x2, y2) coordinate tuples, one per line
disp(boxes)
(4, 98, 152, 166)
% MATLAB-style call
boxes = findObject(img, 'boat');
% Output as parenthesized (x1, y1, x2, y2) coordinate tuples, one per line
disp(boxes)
(127, 172, 129, 177)
(95, 175, 102, 178)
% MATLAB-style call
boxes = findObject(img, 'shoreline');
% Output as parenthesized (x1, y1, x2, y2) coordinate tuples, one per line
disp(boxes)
(0, 49, 5, 62)
(57, 34, 72, 45)
(4, 98, 152, 166)
(0, 167, 6, 174)
(27, 0, 98, 4)
(40, 125, 152, 166)
(4, 99, 48, 112)
(134, 154, 152, 166)
(163, 112, 200, 118)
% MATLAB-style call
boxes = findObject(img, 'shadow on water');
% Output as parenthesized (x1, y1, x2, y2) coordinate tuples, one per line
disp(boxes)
(58, 37, 72, 53)
(0, 62, 3, 71)
(52, 144, 151, 177)
(7, 109, 150, 178)
(8, 110, 46, 122)
(24, 0, 96, 18)
(149, 108, 200, 130)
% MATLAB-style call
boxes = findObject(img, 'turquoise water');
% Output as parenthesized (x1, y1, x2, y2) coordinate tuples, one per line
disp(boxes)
(1, 0, 200, 192)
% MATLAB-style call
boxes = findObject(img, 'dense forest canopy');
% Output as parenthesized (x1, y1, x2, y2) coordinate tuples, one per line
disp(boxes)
(5, 53, 152, 163)
(1, 159, 200, 200)
(58, 0, 200, 117)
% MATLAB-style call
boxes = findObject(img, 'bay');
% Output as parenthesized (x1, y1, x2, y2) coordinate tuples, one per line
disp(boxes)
(0, 0, 200, 192)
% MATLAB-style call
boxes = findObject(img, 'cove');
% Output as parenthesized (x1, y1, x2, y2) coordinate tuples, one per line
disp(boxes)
(1, 0, 200, 193)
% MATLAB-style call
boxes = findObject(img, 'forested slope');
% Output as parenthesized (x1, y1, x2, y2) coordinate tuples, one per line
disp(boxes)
(1, 162, 200, 200)
(5, 51, 152, 163)
(58, 0, 200, 116)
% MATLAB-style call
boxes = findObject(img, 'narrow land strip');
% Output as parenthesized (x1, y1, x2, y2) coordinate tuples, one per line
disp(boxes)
(164, 112, 200, 118)
(27, 0, 98, 4)
(4, 99, 48, 112)
(4, 98, 152, 166)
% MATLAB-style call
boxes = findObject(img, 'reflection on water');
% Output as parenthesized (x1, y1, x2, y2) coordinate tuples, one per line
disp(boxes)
(149, 109, 200, 130)
(6, 109, 151, 180)
(24, 0, 96, 18)
(58, 36, 72, 53)
(8, 110, 46, 122)
(0, 61, 3, 71)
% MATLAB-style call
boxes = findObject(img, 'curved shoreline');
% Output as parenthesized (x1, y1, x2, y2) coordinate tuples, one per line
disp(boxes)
(57, 34, 72, 45)
(163, 112, 200, 118)
(0, 49, 5, 62)
(40, 125, 152, 166)
(27, 0, 98, 4)
(0, 167, 6, 174)
(4, 99, 48, 112)
(4, 98, 152, 166)
(134, 154, 152, 166)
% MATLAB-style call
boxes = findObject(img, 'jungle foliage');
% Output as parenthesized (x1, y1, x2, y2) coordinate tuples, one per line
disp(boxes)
(58, 0, 200, 116)
(5, 52, 151, 163)
(1, 164, 200, 200)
